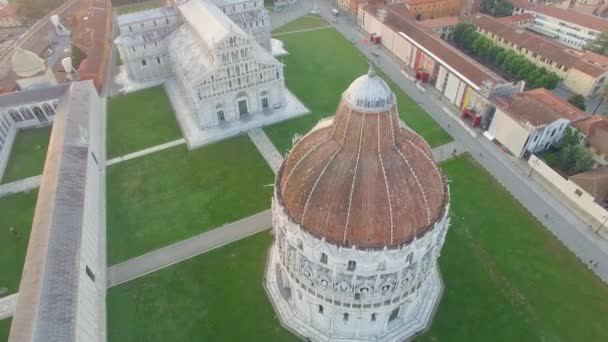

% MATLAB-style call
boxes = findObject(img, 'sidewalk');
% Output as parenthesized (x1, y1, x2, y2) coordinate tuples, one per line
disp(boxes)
(107, 210, 272, 287)
(248, 128, 284, 174)
(0, 175, 41, 198)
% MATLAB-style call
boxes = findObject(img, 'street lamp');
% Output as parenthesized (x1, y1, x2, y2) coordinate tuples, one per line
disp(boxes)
(596, 215, 608, 234)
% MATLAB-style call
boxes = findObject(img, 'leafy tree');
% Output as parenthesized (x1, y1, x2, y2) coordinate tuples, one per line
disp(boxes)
(558, 128, 593, 174)
(480, 0, 514, 18)
(71, 45, 87, 70)
(560, 127, 582, 147)
(567, 94, 586, 111)
(587, 32, 608, 56)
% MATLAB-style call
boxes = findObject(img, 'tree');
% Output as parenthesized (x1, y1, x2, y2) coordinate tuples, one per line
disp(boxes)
(558, 128, 593, 174)
(587, 32, 608, 56)
(567, 94, 586, 111)
(480, 0, 514, 18)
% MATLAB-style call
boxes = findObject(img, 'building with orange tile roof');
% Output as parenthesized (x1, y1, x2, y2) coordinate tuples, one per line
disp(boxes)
(573, 115, 608, 165)
(471, 13, 608, 97)
(512, 0, 608, 50)
(403, 0, 464, 20)
(488, 88, 585, 157)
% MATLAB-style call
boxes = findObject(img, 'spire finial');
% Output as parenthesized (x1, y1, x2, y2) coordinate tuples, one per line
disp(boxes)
(368, 63, 376, 77)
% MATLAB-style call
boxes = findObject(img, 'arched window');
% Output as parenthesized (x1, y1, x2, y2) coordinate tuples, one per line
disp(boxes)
(141, 59, 147, 66)
(43, 103, 55, 116)
(9, 110, 22, 122)
(20, 108, 33, 120)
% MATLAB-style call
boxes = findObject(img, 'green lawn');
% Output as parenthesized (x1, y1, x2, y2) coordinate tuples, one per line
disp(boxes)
(0, 191, 37, 296)
(1, 126, 51, 184)
(265, 21, 451, 155)
(106, 86, 182, 159)
(0, 318, 11, 341)
(272, 15, 329, 34)
(116, 0, 166, 14)
(108, 155, 608, 341)
(106, 136, 274, 264)
(417, 155, 608, 341)
(107, 231, 296, 342)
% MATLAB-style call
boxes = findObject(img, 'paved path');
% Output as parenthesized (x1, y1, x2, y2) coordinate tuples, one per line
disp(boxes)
(312, 0, 608, 282)
(106, 138, 185, 166)
(107, 210, 272, 287)
(432, 141, 465, 163)
(248, 128, 284, 174)
(272, 25, 333, 37)
(269, 1, 314, 31)
(0, 293, 18, 319)
(0, 175, 41, 198)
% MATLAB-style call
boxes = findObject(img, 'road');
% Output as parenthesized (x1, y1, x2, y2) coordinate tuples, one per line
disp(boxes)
(294, 0, 608, 282)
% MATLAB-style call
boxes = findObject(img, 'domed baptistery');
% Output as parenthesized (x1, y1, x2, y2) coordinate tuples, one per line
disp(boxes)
(264, 67, 451, 342)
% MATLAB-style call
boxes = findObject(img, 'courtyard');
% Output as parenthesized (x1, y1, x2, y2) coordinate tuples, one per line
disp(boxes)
(1, 126, 51, 184)
(106, 155, 608, 341)
(265, 19, 451, 155)
(106, 86, 182, 159)
(106, 135, 274, 264)
(0, 191, 37, 296)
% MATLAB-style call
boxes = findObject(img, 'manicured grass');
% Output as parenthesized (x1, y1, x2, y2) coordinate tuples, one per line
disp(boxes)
(0, 318, 11, 341)
(117, 0, 166, 14)
(272, 15, 329, 34)
(106, 136, 274, 264)
(265, 22, 451, 155)
(1, 126, 51, 184)
(108, 155, 608, 341)
(0, 191, 37, 296)
(417, 155, 608, 341)
(106, 86, 182, 159)
(107, 231, 295, 342)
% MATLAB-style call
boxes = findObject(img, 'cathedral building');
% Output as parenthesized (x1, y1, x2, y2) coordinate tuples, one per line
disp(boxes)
(114, 0, 286, 131)
(265, 68, 451, 341)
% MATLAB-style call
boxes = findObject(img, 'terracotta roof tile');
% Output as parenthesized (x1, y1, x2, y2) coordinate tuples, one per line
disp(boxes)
(574, 115, 608, 156)
(419, 16, 460, 29)
(362, 4, 503, 87)
(277, 73, 447, 249)
(497, 88, 585, 126)
(471, 13, 607, 77)
(570, 167, 608, 200)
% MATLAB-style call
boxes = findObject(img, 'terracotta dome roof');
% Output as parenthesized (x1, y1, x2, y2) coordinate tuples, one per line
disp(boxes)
(276, 70, 447, 249)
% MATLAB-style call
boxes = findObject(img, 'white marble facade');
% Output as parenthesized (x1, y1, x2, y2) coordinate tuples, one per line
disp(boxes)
(267, 191, 450, 341)
(114, 0, 286, 130)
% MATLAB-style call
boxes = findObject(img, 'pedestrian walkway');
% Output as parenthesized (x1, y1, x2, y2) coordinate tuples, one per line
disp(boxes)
(106, 138, 186, 166)
(0, 175, 41, 198)
(248, 128, 284, 174)
(107, 210, 272, 287)
(272, 25, 333, 37)
(432, 141, 465, 163)
(0, 293, 18, 319)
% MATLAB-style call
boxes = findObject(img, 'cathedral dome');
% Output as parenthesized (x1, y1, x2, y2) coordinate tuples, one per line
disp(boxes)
(276, 70, 447, 249)
(344, 67, 395, 113)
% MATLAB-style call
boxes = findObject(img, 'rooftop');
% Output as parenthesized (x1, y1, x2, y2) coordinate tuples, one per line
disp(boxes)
(570, 167, 608, 201)
(500, 13, 534, 24)
(512, 0, 608, 32)
(419, 16, 460, 29)
(496, 88, 584, 127)
(362, 3, 504, 88)
(343, 67, 395, 113)
(470, 13, 607, 78)
(277, 72, 447, 249)
(179, 0, 247, 44)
